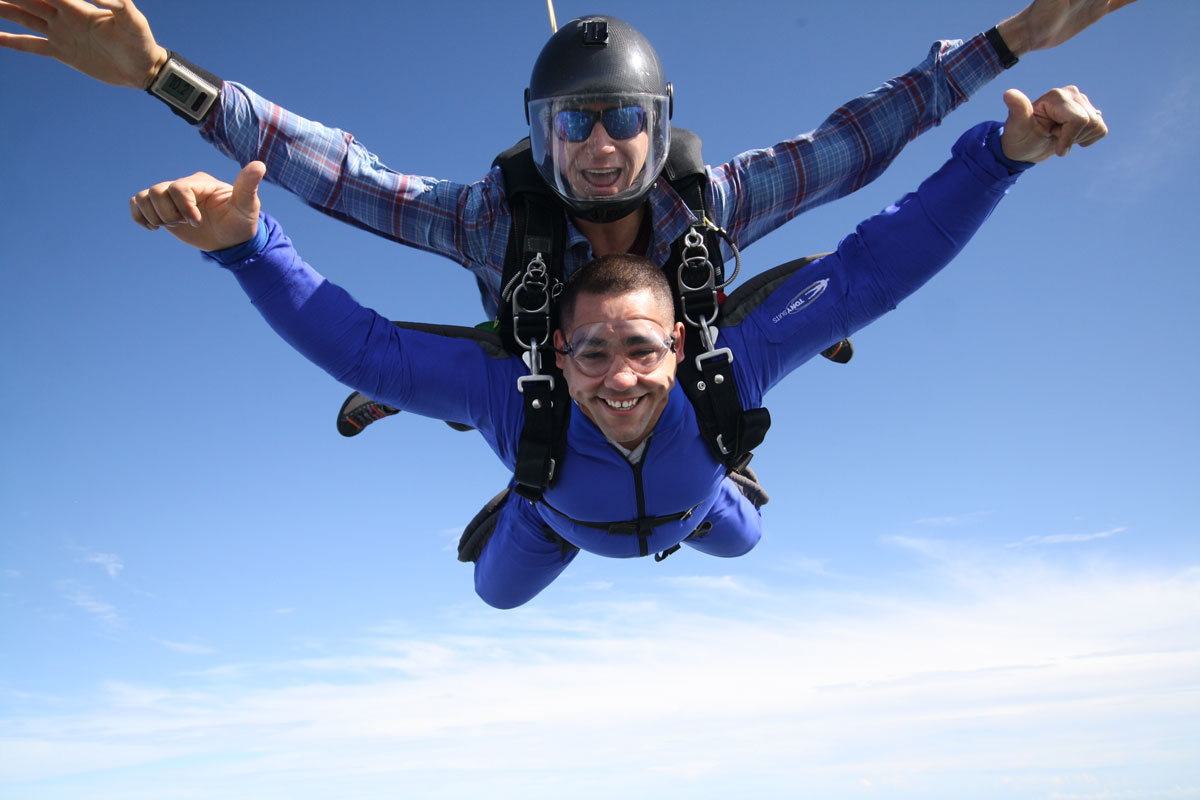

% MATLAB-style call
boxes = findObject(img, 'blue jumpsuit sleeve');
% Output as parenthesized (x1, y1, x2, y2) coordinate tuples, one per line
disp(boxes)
(206, 215, 523, 446)
(725, 121, 1027, 406)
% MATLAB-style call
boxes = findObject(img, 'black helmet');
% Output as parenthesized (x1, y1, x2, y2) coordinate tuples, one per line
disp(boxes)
(525, 15, 673, 222)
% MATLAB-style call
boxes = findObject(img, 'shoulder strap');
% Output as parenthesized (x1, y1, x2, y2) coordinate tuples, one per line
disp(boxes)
(492, 139, 571, 499)
(658, 131, 768, 472)
(512, 364, 571, 501)
(493, 138, 568, 356)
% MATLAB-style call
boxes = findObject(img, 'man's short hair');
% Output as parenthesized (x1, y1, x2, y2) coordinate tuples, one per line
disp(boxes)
(558, 253, 675, 329)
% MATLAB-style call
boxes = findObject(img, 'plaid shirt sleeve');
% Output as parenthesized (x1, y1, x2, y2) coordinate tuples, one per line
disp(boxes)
(197, 82, 512, 314)
(706, 33, 1005, 250)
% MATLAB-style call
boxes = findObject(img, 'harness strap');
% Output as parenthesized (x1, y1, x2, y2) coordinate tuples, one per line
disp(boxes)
(533, 494, 704, 558)
(513, 373, 561, 496)
(664, 135, 768, 474)
(654, 520, 713, 562)
(542, 525, 580, 561)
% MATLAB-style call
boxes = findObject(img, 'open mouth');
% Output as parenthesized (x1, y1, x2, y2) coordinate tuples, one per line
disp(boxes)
(602, 396, 641, 411)
(581, 168, 623, 189)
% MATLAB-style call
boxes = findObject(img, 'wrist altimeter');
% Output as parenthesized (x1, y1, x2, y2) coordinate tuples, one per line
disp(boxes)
(147, 52, 221, 123)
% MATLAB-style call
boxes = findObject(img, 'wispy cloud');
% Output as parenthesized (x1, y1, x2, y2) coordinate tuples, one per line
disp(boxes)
(789, 555, 838, 577)
(913, 510, 992, 527)
(1088, 72, 1200, 201)
(66, 543, 125, 578)
(11, 556, 1199, 799)
(54, 579, 119, 626)
(83, 551, 125, 579)
(661, 574, 757, 594)
(154, 639, 216, 655)
(1008, 526, 1126, 548)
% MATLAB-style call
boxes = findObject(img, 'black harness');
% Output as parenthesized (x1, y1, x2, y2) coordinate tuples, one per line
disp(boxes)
(492, 127, 771, 527)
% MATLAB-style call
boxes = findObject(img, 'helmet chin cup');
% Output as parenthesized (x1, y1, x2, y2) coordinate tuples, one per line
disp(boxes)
(570, 196, 645, 224)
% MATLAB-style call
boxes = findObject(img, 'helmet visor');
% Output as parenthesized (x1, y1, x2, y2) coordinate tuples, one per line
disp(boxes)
(529, 93, 670, 214)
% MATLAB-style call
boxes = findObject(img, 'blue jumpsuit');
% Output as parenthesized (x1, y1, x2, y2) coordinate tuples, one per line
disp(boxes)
(212, 122, 1030, 608)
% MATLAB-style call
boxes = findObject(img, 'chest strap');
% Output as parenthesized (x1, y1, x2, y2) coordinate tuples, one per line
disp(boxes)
(533, 495, 704, 558)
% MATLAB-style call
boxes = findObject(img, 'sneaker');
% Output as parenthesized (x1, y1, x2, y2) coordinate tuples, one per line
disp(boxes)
(336, 392, 399, 437)
(821, 338, 853, 364)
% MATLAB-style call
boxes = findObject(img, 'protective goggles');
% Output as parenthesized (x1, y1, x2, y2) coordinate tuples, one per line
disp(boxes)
(558, 319, 677, 378)
(554, 106, 646, 142)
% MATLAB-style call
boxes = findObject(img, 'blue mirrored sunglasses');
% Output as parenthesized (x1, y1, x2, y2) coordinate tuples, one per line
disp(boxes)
(554, 106, 646, 143)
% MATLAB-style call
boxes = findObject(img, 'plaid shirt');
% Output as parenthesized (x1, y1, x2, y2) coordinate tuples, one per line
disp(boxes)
(199, 34, 1003, 317)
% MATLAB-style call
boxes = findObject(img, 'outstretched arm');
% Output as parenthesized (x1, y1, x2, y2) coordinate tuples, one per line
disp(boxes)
(711, 0, 1133, 253)
(129, 164, 520, 432)
(728, 84, 1107, 402)
(996, 0, 1138, 57)
(4, 0, 505, 311)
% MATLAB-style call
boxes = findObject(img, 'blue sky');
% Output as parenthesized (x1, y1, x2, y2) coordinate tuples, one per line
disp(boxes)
(1, 1, 1198, 797)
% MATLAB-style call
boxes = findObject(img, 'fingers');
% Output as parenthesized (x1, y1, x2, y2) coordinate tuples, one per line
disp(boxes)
(1078, 107, 1107, 147)
(129, 181, 180, 230)
(129, 172, 214, 230)
(1030, 85, 1107, 157)
(0, 31, 49, 53)
(0, 1, 51, 35)
(129, 186, 161, 230)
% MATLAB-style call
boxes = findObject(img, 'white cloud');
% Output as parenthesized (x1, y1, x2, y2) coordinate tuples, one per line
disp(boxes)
(913, 510, 993, 527)
(1008, 526, 1126, 548)
(83, 552, 124, 579)
(1088, 72, 1200, 201)
(789, 555, 838, 577)
(154, 639, 216, 656)
(8, 554, 1197, 799)
(661, 574, 757, 594)
(54, 579, 119, 626)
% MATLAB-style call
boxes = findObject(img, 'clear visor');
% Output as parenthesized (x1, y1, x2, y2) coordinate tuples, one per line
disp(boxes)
(558, 319, 677, 378)
(529, 93, 670, 212)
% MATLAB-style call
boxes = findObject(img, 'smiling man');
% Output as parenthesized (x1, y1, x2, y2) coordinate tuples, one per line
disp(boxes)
(554, 264, 682, 451)
(130, 86, 1106, 608)
(548, 102, 658, 207)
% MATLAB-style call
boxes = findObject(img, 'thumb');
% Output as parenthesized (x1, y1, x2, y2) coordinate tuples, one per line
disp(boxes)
(231, 161, 266, 216)
(1003, 88, 1035, 130)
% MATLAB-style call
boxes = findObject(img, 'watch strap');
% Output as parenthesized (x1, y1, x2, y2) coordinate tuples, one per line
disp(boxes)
(985, 26, 1019, 70)
(147, 51, 222, 124)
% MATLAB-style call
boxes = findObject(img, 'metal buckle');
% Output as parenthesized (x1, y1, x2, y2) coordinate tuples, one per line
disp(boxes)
(517, 373, 555, 394)
(695, 346, 734, 373)
(510, 254, 555, 351)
